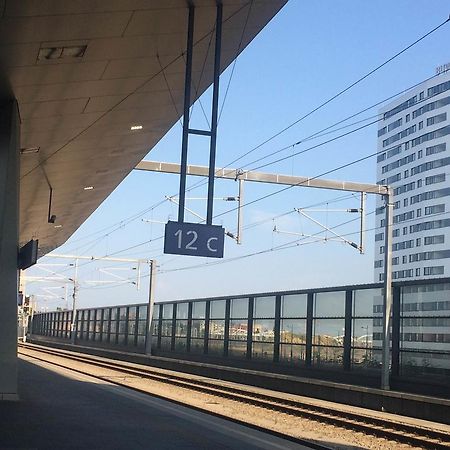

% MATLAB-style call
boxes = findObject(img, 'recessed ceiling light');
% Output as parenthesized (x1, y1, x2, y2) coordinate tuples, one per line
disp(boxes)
(54, 225, 63, 229)
(38, 45, 87, 61)
(20, 146, 40, 155)
(83, 186, 94, 191)
(130, 125, 143, 131)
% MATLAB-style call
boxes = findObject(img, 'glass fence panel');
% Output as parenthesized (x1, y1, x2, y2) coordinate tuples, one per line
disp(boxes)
(314, 291, 345, 317)
(354, 288, 383, 317)
(229, 320, 247, 341)
(312, 318, 345, 346)
(312, 346, 344, 367)
(191, 319, 205, 339)
(401, 283, 450, 317)
(190, 338, 204, 353)
(160, 320, 172, 337)
(160, 337, 172, 351)
(176, 302, 189, 320)
(192, 301, 206, 319)
(174, 337, 187, 352)
(175, 320, 188, 337)
(210, 300, 226, 319)
(252, 342, 274, 360)
(151, 319, 159, 337)
(252, 319, 275, 342)
(228, 341, 247, 359)
(230, 298, 248, 318)
(209, 320, 225, 339)
(281, 294, 307, 318)
(280, 343, 306, 364)
(400, 283, 450, 378)
(280, 319, 306, 344)
(208, 339, 224, 355)
(253, 296, 275, 318)
(162, 303, 173, 319)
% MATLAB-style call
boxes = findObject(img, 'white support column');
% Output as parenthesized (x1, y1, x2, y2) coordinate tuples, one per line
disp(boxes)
(381, 189, 394, 390)
(0, 99, 20, 400)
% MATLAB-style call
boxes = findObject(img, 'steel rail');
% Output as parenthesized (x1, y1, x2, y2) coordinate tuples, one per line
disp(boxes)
(19, 344, 450, 450)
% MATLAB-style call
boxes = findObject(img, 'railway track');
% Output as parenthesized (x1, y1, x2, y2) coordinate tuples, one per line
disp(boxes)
(19, 343, 450, 450)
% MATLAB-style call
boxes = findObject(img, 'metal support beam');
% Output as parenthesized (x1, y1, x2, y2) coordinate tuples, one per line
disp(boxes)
(178, 4, 195, 223)
(206, 2, 223, 225)
(135, 160, 389, 195)
(145, 260, 157, 355)
(381, 189, 394, 390)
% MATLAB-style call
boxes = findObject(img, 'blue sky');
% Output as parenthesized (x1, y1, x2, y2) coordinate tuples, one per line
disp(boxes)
(26, 0, 450, 310)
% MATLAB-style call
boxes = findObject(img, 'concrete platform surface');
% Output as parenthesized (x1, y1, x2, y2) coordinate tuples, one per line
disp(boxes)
(0, 357, 313, 450)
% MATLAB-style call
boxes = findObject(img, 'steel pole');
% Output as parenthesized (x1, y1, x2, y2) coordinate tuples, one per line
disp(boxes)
(206, 1, 223, 225)
(360, 192, 366, 254)
(178, 4, 195, 223)
(145, 260, 157, 355)
(70, 259, 79, 344)
(237, 178, 244, 244)
(381, 188, 393, 390)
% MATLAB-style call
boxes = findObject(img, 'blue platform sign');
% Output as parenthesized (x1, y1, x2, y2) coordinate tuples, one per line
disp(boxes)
(164, 221, 225, 258)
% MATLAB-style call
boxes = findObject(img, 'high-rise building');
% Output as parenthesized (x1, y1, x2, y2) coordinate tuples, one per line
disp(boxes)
(374, 69, 450, 282)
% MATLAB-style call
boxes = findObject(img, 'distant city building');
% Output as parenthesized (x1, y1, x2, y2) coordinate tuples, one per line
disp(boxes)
(374, 70, 450, 282)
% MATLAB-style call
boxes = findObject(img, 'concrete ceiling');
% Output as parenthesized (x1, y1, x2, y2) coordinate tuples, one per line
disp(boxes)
(0, 0, 286, 255)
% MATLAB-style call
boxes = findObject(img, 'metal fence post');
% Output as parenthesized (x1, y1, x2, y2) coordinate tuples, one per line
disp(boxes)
(306, 293, 314, 366)
(343, 290, 353, 371)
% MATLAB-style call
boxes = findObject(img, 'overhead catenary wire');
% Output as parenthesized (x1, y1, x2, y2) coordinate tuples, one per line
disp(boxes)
(59, 69, 440, 255)
(217, 0, 254, 123)
(39, 18, 450, 275)
(221, 16, 450, 167)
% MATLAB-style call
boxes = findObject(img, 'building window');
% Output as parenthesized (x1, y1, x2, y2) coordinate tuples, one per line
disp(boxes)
(405, 141, 410, 150)
(418, 121, 423, 130)
(406, 114, 410, 122)
(425, 204, 445, 215)
(417, 179, 422, 188)
(424, 235, 445, 245)
(393, 228, 400, 237)
(404, 169, 409, 178)
(423, 266, 444, 276)
(402, 255, 407, 264)
(419, 91, 424, 100)
(416, 238, 421, 247)
(403, 226, 408, 235)
(415, 268, 421, 277)
(418, 149, 423, 159)
(416, 208, 421, 218)
(403, 198, 408, 207)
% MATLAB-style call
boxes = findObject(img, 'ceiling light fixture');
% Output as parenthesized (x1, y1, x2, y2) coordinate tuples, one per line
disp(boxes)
(130, 125, 143, 131)
(38, 45, 87, 61)
(83, 186, 94, 191)
(20, 146, 40, 155)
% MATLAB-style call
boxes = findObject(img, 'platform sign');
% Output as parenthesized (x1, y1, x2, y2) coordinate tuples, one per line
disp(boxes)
(164, 221, 225, 258)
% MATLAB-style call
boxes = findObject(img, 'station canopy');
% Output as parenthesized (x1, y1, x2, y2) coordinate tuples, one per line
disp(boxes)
(0, 0, 286, 255)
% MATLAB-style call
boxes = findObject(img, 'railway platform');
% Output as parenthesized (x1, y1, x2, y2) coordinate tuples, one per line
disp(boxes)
(0, 356, 312, 450)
